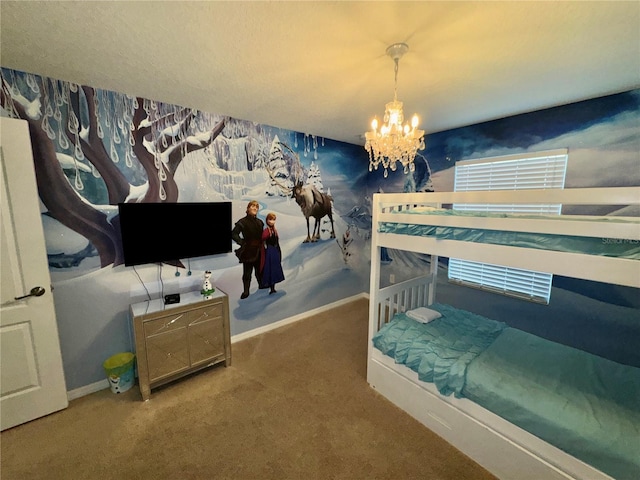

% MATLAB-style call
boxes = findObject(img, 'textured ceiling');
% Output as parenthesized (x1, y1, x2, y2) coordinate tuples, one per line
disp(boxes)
(1, 1, 639, 145)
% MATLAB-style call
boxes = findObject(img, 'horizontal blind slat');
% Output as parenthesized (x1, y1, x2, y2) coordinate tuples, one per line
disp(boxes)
(450, 152, 567, 304)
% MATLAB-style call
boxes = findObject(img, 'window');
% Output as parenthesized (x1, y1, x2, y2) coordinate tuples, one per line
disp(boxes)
(448, 149, 568, 304)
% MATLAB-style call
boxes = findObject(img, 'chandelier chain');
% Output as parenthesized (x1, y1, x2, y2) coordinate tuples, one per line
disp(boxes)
(393, 58, 399, 102)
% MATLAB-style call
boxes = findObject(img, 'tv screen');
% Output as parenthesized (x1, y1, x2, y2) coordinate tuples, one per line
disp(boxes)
(118, 202, 232, 267)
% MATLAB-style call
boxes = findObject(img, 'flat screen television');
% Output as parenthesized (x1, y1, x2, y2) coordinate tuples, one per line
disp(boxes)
(118, 202, 232, 267)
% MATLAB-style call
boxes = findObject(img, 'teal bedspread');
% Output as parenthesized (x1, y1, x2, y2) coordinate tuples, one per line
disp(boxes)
(372, 306, 640, 479)
(372, 304, 506, 396)
(463, 327, 640, 480)
(378, 222, 640, 259)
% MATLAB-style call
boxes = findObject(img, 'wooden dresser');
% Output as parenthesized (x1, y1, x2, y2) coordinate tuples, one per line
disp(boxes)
(130, 289, 231, 401)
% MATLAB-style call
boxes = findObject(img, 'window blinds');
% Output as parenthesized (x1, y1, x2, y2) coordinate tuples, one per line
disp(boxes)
(449, 149, 568, 304)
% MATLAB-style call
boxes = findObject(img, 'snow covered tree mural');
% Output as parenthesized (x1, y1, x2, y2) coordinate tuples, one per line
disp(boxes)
(0, 69, 228, 268)
(0, 67, 374, 392)
(1, 69, 346, 272)
(264, 136, 299, 196)
(307, 161, 324, 192)
(0, 68, 371, 278)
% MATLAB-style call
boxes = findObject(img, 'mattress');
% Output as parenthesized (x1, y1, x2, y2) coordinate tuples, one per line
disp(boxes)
(372, 305, 640, 479)
(378, 208, 640, 259)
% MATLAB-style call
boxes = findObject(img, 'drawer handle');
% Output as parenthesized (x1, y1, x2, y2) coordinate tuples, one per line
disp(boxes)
(190, 311, 214, 325)
(162, 314, 184, 330)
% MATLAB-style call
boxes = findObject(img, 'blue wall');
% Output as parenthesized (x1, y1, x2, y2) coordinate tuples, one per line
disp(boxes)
(366, 89, 640, 367)
(1, 68, 373, 390)
(2, 65, 638, 390)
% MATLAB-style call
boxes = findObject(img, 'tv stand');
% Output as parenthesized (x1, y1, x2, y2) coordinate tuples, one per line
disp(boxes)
(130, 289, 231, 401)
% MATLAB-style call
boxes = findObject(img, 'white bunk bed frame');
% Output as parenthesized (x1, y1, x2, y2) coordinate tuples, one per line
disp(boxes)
(367, 186, 640, 480)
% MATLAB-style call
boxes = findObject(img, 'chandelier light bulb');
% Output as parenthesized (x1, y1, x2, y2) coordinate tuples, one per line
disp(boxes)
(364, 42, 426, 177)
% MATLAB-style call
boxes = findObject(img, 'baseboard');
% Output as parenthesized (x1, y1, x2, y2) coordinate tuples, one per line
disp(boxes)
(67, 292, 368, 400)
(67, 378, 110, 400)
(230, 292, 368, 343)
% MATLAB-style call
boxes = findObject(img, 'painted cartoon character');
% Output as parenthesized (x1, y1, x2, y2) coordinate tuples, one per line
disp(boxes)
(201, 270, 215, 298)
(109, 375, 123, 393)
(259, 212, 285, 294)
(232, 200, 264, 299)
(108, 372, 133, 394)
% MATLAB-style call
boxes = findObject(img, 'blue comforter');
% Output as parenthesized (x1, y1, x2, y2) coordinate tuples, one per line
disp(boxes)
(372, 304, 506, 396)
(378, 221, 640, 259)
(464, 327, 640, 480)
(372, 305, 640, 479)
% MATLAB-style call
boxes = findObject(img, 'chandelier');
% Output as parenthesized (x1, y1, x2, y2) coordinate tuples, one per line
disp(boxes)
(364, 43, 425, 177)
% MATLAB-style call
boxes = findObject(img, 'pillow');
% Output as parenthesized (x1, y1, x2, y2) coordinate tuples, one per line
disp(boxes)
(406, 307, 442, 324)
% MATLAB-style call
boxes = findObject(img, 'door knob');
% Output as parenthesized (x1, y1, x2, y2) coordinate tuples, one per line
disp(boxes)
(14, 286, 46, 300)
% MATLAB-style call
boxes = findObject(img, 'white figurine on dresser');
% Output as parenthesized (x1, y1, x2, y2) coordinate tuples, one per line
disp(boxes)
(201, 270, 215, 298)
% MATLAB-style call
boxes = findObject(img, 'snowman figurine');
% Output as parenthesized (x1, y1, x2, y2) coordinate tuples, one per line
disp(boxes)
(201, 270, 215, 298)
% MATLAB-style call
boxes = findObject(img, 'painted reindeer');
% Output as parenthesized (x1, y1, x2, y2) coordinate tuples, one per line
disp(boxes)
(292, 181, 336, 243)
(265, 141, 336, 243)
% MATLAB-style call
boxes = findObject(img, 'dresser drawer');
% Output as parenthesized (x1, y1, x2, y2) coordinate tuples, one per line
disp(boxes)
(144, 311, 188, 337)
(146, 329, 190, 382)
(189, 316, 225, 366)
(188, 303, 223, 325)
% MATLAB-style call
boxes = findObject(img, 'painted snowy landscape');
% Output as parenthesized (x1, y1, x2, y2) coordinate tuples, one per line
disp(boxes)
(43, 127, 372, 338)
(2, 68, 637, 392)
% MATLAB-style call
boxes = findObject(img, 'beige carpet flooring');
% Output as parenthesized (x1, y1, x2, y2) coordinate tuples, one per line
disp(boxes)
(0, 298, 496, 480)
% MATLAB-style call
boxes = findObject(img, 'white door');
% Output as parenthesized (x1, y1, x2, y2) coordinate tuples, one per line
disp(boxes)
(0, 117, 68, 430)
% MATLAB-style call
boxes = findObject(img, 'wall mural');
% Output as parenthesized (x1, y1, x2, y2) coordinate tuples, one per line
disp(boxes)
(1, 66, 637, 390)
(368, 89, 640, 368)
(1, 68, 372, 390)
(370, 90, 640, 193)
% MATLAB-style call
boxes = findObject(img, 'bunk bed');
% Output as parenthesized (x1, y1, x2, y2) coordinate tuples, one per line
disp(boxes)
(367, 187, 640, 480)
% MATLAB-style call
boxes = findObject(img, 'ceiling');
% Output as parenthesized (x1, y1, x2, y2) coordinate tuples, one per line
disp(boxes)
(1, 1, 639, 146)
